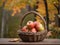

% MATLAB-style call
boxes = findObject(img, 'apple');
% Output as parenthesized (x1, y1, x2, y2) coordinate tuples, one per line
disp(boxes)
(27, 21, 35, 29)
(21, 26, 28, 32)
(36, 23, 44, 31)
(34, 21, 40, 26)
(31, 28, 37, 33)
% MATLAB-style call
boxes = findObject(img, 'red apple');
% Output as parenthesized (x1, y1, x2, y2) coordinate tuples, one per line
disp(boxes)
(31, 28, 37, 33)
(36, 23, 44, 31)
(21, 26, 28, 32)
(27, 21, 35, 29)
(34, 21, 40, 26)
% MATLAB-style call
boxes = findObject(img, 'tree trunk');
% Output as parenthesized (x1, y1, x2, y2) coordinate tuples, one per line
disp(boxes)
(1, 1, 6, 38)
(58, 0, 60, 14)
(1, 10, 6, 38)
(43, 0, 49, 31)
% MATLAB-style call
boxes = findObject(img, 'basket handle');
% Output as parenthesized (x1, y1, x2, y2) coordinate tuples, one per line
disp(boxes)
(20, 11, 47, 30)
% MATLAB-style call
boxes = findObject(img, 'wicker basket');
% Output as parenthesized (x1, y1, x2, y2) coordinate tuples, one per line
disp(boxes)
(18, 11, 47, 42)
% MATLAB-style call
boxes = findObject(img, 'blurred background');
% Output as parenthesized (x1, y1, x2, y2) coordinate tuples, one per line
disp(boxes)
(0, 0, 60, 38)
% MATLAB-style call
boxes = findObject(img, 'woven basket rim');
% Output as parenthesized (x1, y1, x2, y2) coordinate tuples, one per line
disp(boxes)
(18, 30, 47, 35)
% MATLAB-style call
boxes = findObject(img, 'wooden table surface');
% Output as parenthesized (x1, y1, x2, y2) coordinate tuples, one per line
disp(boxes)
(0, 38, 60, 45)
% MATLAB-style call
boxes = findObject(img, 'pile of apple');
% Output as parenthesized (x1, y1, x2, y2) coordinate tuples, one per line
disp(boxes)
(21, 21, 44, 33)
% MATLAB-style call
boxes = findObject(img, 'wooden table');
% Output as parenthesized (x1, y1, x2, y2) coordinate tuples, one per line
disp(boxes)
(0, 38, 60, 45)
